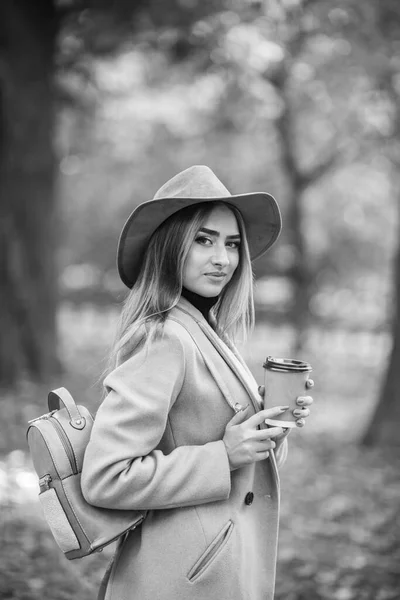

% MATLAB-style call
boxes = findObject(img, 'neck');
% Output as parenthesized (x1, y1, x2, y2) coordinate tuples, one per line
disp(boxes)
(181, 287, 219, 322)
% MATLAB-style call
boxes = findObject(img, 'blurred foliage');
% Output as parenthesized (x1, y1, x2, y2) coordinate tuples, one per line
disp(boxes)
(276, 435, 400, 600)
(0, 510, 109, 599)
(53, 0, 399, 331)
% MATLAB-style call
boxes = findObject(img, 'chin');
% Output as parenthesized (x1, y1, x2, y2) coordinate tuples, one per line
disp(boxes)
(199, 283, 226, 297)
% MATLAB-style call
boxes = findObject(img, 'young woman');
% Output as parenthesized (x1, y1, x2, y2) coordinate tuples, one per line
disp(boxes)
(81, 165, 313, 600)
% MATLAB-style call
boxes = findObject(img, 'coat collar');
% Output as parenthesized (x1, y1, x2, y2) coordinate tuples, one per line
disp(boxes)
(172, 298, 262, 413)
(175, 296, 208, 323)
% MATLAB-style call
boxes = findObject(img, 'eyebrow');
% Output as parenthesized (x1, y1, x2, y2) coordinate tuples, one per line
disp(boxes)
(199, 227, 241, 240)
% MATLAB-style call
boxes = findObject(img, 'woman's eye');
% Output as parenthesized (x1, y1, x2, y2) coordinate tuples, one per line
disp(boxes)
(195, 236, 212, 246)
(226, 241, 240, 249)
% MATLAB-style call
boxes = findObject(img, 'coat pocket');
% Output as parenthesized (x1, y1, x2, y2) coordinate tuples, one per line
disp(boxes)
(187, 520, 234, 583)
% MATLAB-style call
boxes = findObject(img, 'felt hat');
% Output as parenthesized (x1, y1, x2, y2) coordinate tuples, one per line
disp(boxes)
(117, 165, 281, 288)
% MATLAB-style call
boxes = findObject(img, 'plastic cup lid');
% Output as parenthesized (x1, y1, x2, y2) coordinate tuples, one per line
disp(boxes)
(263, 356, 312, 372)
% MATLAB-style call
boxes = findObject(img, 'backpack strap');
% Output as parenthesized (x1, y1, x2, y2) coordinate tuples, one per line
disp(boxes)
(97, 531, 130, 600)
(97, 557, 114, 600)
(48, 387, 85, 430)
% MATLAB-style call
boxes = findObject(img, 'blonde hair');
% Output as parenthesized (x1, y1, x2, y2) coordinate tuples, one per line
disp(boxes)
(109, 201, 254, 370)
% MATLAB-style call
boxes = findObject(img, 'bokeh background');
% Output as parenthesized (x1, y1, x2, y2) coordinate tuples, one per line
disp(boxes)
(1, 1, 400, 599)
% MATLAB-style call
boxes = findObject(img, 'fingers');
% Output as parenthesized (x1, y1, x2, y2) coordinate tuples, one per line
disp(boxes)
(225, 405, 250, 428)
(229, 400, 311, 433)
(305, 378, 314, 389)
(255, 450, 270, 460)
(254, 437, 276, 450)
(255, 426, 284, 440)
(293, 407, 310, 418)
(296, 395, 313, 407)
(248, 406, 289, 427)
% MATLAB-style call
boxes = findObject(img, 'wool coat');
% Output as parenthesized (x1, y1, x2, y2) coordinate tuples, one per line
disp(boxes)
(81, 297, 289, 600)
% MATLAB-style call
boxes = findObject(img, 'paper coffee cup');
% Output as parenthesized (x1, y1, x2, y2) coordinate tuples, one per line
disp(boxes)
(263, 356, 312, 428)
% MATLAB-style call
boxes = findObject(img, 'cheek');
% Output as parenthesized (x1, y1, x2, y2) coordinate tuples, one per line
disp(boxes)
(225, 254, 239, 284)
(182, 252, 198, 283)
(182, 260, 191, 285)
(186, 247, 205, 270)
(231, 253, 240, 272)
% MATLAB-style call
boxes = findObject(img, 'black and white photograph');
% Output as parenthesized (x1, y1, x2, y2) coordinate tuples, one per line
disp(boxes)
(1, 1, 399, 599)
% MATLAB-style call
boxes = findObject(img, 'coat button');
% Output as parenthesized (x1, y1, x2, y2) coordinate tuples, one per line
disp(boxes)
(244, 492, 254, 506)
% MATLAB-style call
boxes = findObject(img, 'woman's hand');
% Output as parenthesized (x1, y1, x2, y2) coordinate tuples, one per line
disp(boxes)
(258, 378, 314, 428)
(292, 378, 314, 427)
(222, 406, 286, 471)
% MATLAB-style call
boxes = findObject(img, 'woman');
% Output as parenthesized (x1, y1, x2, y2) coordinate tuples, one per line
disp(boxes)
(81, 165, 313, 600)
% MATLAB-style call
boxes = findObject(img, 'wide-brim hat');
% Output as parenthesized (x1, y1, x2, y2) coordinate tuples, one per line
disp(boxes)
(117, 165, 282, 288)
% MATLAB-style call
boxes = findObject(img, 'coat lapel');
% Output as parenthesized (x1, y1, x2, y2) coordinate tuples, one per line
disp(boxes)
(198, 323, 263, 411)
(170, 298, 279, 480)
(172, 299, 262, 413)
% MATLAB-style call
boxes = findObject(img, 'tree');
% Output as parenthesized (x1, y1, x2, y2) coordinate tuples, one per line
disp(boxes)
(358, 0, 400, 446)
(0, 0, 223, 387)
(363, 232, 400, 447)
(0, 1, 59, 384)
(269, 2, 341, 351)
(193, 1, 361, 350)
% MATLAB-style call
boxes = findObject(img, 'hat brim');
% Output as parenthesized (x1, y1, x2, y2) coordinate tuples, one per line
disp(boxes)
(117, 192, 281, 288)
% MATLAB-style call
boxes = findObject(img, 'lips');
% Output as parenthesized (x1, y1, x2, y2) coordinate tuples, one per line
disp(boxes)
(205, 272, 226, 278)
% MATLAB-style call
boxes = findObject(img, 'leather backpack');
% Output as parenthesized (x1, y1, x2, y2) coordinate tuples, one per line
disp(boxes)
(27, 387, 145, 560)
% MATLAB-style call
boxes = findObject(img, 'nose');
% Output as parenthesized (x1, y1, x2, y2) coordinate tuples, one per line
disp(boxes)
(211, 244, 229, 267)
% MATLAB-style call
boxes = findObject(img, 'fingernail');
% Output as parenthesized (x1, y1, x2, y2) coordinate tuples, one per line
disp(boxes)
(293, 410, 302, 417)
(297, 398, 305, 405)
(279, 406, 289, 412)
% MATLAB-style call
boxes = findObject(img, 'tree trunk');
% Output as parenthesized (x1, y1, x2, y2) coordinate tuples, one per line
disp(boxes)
(360, 0, 400, 447)
(275, 67, 311, 354)
(362, 220, 400, 447)
(0, 1, 60, 386)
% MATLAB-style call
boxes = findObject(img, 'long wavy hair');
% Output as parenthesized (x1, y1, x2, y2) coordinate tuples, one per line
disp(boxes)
(109, 201, 254, 370)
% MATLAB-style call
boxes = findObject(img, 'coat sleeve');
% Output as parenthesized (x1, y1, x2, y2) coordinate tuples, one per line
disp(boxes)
(81, 328, 231, 511)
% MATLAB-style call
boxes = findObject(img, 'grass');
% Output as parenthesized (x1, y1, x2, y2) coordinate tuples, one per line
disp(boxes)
(1, 303, 398, 599)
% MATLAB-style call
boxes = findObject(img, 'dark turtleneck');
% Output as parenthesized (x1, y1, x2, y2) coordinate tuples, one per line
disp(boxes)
(181, 287, 219, 323)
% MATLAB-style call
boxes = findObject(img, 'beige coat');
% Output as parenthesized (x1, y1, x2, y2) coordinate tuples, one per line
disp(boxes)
(81, 297, 288, 600)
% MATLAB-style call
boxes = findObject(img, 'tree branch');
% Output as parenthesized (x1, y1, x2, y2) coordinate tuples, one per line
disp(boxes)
(300, 150, 341, 188)
(300, 138, 363, 189)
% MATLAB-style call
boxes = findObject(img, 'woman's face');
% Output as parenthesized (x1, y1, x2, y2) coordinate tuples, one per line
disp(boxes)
(183, 205, 240, 297)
